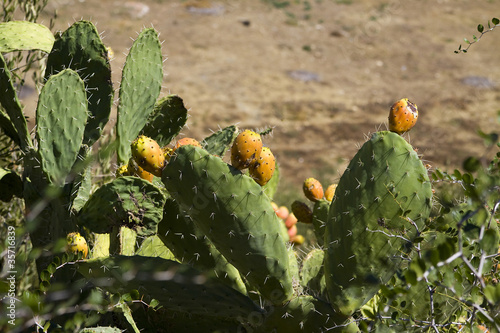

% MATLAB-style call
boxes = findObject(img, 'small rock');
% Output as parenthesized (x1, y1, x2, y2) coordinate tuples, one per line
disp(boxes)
(122, 2, 150, 19)
(187, 4, 225, 15)
(286, 70, 321, 82)
(461, 76, 496, 89)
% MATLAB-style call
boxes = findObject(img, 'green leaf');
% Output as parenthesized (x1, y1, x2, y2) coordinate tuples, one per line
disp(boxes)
(477, 24, 484, 33)
(464, 38, 470, 44)
(484, 284, 500, 305)
(463, 157, 481, 173)
(492, 17, 499, 25)
(479, 229, 498, 254)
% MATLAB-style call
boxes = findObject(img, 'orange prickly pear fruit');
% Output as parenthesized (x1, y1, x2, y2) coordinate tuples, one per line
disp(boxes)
(174, 137, 202, 151)
(249, 146, 276, 186)
(128, 158, 154, 182)
(290, 234, 305, 246)
(284, 213, 298, 229)
(303, 177, 324, 202)
(166, 137, 202, 161)
(291, 200, 313, 224)
(288, 224, 298, 238)
(131, 135, 165, 177)
(66, 232, 88, 259)
(271, 201, 279, 212)
(388, 98, 418, 135)
(324, 184, 337, 202)
(275, 205, 289, 220)
(231, 129, 263, 170)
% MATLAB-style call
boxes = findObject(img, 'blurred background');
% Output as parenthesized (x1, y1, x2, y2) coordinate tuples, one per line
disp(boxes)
(16, 0, 500, 202)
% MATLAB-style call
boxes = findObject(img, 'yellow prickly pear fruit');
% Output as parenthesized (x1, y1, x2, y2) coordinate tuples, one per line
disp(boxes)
(249, 146, 275, 186)
(324, 184, 337, 202)
(290, 234, 305, 246)
(291, 200, 313, 224)
(231, 129, 263, 170)
(116, 164, 130, 177)
(388, 98, 418, 135)
(303, 177, 324, 202)
(128, 158, 154, 182)
(131, 135, 165, 177)
(66, 232, 88, 258)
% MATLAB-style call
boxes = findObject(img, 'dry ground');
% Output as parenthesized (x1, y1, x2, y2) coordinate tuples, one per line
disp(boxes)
(25, 0, 500, 201)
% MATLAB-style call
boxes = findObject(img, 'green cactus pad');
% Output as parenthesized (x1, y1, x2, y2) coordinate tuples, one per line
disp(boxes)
(136, 235, 176, 260)
(78, 176, 165, 236)
(324, 131, 433, 316)
(116, 28, 163, 163)
(158, 198, 247, 294)
(256, 295, 358, 332)
(36, 69, 88, 185)
(141, 95, 188, 147)
(162, 145, 294, 304)
(0, 53, 32, 151)
(0, 21, 54, 53)
(45, 20, 113, 147)
(76, 255, 262, 319)
(300, 248, 327, 299)
(312, 199, 329, 246)
(202, 125, 239, 157)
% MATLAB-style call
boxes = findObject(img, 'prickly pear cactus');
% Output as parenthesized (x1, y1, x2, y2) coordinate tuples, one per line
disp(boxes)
(116, 28, 163, 163)
(44, 20, 113, 147)
(0, 21, 54, 53)
(36, 69, 88, 185)
(75, 255, 262, 319)
(141, 95, 188, 147)
(78, 176, 165, 236)
(162, 145, 294, 304)
(158, 198, 248, 294)
(324, 131, 433, 316)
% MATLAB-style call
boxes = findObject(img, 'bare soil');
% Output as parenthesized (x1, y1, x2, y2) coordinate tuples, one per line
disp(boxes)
(27, 0, 500, 201)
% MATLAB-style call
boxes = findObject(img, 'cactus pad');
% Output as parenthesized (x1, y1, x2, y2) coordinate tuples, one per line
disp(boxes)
(78, 177, 165, 236)
(162, 145, 293, 304)
(324, 131, 433, 315)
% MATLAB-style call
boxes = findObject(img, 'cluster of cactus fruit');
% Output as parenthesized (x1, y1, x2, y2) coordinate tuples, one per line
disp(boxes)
(1, 20, 500, 333)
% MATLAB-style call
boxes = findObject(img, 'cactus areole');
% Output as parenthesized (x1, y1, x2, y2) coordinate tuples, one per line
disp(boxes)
(324, 131, 432, 316)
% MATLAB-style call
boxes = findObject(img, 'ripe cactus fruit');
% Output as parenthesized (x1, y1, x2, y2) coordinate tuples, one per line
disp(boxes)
(324, 184, 337, 202)
(287, 224, 298, 238)
(116, 164, 129, 177)
(291, 200, 313, 224)
(303, 177, 324, 202)
(388, 98, 418, 134)
(249, 146, 276, 186)
(131, 135, 165, 177)
(275, 205, 289, 220)
(230, 129, 262, 170)
(174, 137, 202, 151)
(66, 232, 88, 258)
(290, 234, 305, 245)
(127, 158, 154, 182)
(284, 212, 298, 229)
